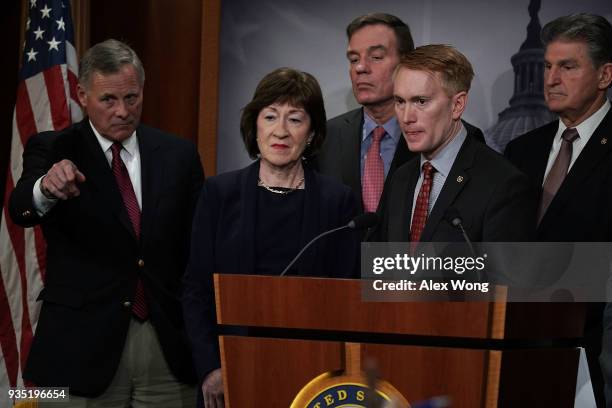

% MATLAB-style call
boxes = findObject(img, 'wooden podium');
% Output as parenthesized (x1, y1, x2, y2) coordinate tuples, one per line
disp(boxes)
(214, 274, 585, 407)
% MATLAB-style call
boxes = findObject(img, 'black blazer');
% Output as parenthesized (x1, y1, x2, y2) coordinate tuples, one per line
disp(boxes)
(9, 119, 204, 396)
(315, 108, 485, 213)
(505, 107, 612, 241)
(504, 106, 612, 408)
(182, 161, 359, 384)
(370, 129, 536, 242)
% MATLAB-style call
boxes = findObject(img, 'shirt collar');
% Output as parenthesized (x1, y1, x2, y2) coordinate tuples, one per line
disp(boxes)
(420, 123, 467, 178)
(556, 99, 610, 143)
(89, 120, 138, 156)
(362, 110, 401, 143)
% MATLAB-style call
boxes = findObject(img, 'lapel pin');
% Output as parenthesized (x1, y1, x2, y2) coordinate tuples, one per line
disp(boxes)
(457, 176, 464, 183)
(602, 138, 607, 145)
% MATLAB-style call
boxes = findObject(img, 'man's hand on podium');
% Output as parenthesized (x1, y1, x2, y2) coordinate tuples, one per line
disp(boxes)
(203, 368, 224, 407)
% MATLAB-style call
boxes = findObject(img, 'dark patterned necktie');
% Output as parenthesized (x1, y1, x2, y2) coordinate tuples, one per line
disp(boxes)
(362, 126, 386, 212)
(538, 128, 579, 223)
(410, 161, 436, 254)
(111, 142, 148, 320)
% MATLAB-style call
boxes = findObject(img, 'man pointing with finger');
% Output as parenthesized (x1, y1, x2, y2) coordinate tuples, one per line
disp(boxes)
(9, 39, 203, 407)
(39, 159, 86, 199)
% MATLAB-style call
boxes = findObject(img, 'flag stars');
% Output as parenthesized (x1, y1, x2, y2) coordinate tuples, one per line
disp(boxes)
(26, 48, 38, 62)
(47, 37, 60, 51)
(26, 18, 31, 30)
(30, 0, 36, 8)
(56, 17, 66, 31)
(33, 27, 45, 40)
(41, 5, 52, 19)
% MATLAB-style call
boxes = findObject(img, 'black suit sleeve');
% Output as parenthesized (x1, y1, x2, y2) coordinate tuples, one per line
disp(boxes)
(186, 144, 205, 227)
(365, 192, 388, 242)
(182, 181, 221, 385)
(503, 139, 517, 164)
(482, 171, 537, 241)
(9, 132, 58, 227)
(332, 187, 360, 278)
(462, 120, 486, 144)
(601, 302, 612, 401)
(365, 167, 399, 242)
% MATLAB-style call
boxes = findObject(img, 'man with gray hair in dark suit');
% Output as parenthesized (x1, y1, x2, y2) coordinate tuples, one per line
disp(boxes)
(505, 13, 612, 407)
(10, 39, 203, 407)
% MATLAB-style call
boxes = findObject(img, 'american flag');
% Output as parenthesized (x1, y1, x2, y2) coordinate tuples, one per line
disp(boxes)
(0, 0, 81, 404)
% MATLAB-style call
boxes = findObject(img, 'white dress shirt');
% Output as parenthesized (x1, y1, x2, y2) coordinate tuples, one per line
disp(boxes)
(33, 121, 142, 215)
(543, 100, 611, 183)
(410, 123, 467, 228)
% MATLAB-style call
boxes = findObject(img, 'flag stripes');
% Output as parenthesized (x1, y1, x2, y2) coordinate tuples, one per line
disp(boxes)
(0, 1, 81, 405)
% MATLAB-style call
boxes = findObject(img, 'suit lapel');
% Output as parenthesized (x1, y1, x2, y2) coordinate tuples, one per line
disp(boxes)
(541, 109, 612, 226)
(388, 159, 419, 241)
(342, 109, 416, 214)
(529, 122, 558, 187)
(341, 109, 364, 210)
(388, 137, 414, 176)
(238, 162, 259, 275)
(138, 126, 163, 247)
(77, 121, 137, 242)
(384, 136, 416, 224)
(419, 134, 474, 242)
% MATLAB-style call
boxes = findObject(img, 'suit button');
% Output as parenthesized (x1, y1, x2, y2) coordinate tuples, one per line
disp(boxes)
(137, 259, 144, 268)
(22, 210, 31, 217)
(123, 301, 132, 308)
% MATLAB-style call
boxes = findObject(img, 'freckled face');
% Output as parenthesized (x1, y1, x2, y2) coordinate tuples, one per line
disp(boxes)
(77, 64, 143, 142)
(394, 67, 465, 159)
(256, 102, 312, 168)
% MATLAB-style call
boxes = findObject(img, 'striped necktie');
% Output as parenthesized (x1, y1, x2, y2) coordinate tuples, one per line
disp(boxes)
(111, 142, 148, 320)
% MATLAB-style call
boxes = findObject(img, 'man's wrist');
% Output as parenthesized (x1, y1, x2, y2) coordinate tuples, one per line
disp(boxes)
(40, 175, 57, 199)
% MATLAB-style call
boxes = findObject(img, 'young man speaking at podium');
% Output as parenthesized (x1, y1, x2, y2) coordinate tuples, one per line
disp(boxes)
(369, 44, 535, 245)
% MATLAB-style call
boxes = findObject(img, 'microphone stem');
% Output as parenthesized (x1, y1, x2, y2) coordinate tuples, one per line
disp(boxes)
(280, 225, 348, 276)
(458, 223, 480, 282)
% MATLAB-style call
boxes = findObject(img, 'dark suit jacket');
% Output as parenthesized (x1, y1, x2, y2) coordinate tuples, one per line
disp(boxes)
(182, 161, 359, 384)
(315, 107, 485, 214)
(505, 106, 612, 407)
(504, 107, 612, 241)
(370, 129, 535, 242)
(9, 119, 204, 396)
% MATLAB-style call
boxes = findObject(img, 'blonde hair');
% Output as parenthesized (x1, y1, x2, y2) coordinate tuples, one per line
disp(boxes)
(396, 44, 474, 96)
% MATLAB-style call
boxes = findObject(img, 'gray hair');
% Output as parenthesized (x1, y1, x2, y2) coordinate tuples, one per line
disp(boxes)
(541, 13, 612, 68)
(78, 39, 145, 88)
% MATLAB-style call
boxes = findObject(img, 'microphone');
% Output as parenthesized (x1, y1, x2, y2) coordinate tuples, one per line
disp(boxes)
(445, 207, 462, 229)
(348, 212, 379, 230)
(279, 213, 379, 277)
(444, 207, 481, 281)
